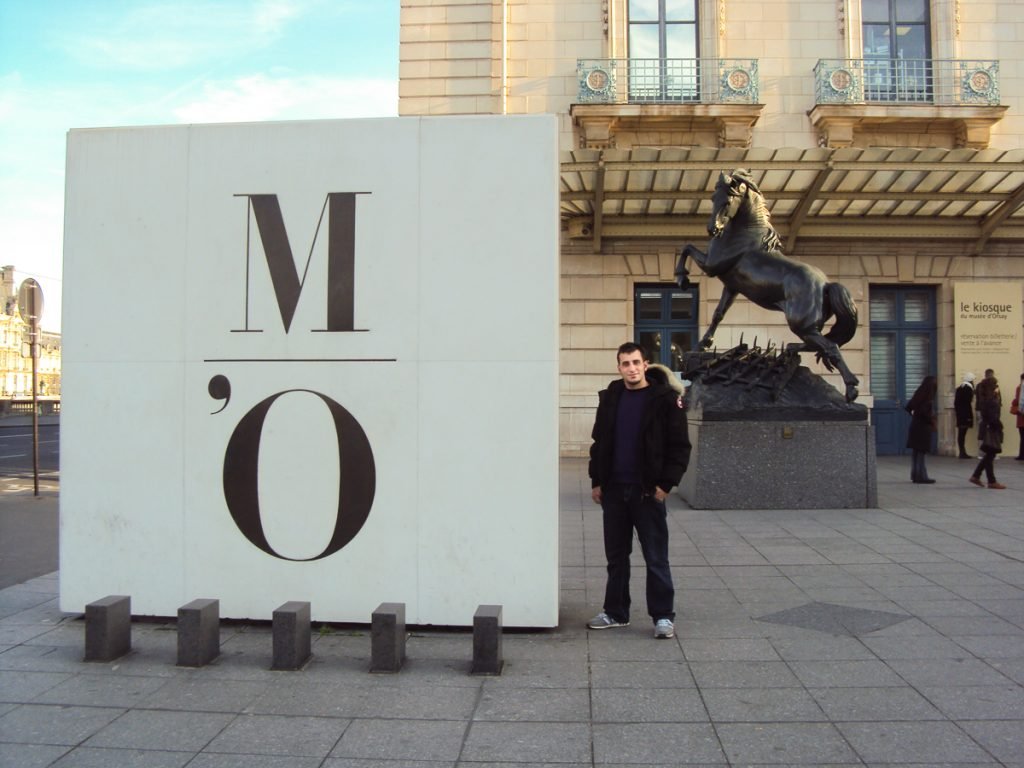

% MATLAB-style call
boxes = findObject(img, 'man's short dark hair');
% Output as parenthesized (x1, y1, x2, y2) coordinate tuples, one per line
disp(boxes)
(985, 368, 995, 377)
(616, 342, 648, 362)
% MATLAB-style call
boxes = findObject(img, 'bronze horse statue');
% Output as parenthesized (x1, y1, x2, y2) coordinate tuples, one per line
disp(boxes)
(676, 169, 860, 401)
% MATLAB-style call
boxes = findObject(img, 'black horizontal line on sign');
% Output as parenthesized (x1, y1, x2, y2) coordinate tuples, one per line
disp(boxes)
(204, 358, 398, 363)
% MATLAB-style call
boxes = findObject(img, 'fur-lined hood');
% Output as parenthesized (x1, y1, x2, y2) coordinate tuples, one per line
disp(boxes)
(646, 363, 686, 395)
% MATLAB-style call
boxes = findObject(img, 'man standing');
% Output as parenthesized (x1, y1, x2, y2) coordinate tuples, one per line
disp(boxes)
(587, 342, 691, 639)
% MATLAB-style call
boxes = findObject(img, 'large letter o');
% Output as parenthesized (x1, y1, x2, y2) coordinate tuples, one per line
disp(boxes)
(222, 389, 375, 560)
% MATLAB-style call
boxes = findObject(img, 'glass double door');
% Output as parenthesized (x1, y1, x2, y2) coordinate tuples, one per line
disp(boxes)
(635, 284, 697, 373)
(870, 286, 936, 455)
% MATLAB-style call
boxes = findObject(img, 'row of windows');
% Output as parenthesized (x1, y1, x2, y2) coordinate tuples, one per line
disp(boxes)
(630, 0, 930, 62)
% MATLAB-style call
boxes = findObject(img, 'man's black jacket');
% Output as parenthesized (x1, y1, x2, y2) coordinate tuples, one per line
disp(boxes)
(588, 365, 692, 495)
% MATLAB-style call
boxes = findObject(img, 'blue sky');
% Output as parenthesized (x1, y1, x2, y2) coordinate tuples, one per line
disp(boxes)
(0, 0, 399, 330)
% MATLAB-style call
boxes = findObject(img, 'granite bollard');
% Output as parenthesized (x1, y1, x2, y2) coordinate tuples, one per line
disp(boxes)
(370, 602, 406, 673)
(272, 601, 312, 670)
(177, 598, 220, 667)
(84, 595, 131, 662)
(472, 604, 503, 675)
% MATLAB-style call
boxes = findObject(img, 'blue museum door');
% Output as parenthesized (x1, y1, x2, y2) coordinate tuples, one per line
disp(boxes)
(870, 286, 937, 455)
(634, 283, 698, 373)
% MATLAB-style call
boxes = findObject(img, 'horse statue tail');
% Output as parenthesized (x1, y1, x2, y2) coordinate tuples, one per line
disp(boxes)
(823, 282, 858, 347)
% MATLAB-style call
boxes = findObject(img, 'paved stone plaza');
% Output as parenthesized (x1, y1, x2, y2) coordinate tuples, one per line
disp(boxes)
(1, 455, 1023, 767)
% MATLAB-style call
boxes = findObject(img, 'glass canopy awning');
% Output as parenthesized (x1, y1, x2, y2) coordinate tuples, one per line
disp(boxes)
(560, 146, 1024, 256)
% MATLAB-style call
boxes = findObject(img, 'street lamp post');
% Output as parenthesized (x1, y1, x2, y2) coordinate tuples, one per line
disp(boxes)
(17, 279, 44, 497)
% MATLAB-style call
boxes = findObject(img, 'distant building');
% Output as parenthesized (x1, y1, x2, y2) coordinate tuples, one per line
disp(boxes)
(1, 265, 61, 407)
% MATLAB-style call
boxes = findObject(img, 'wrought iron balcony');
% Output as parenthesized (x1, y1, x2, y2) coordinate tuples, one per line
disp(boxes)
(814, 59, 1000, 106)
(577, 58, 759, 105)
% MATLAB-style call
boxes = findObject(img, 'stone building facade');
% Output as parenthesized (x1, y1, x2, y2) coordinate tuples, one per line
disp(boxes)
(399, 0, 1024, 458)
(1, 265, 61, 405)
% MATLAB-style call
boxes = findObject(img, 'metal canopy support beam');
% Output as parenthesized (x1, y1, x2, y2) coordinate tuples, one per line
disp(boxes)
(580, 215, 1021, 241)
(974, 181, 1024, 255)
(785, 163, 833, 252)
(561, 189, 1011, 204)
(592, 155, 606, 253)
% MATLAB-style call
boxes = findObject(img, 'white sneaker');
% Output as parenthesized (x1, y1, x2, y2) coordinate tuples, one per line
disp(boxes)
(654, 618, 675, 639)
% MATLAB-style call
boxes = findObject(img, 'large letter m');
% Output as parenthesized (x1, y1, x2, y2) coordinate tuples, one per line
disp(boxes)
(242, 193, 366, 333)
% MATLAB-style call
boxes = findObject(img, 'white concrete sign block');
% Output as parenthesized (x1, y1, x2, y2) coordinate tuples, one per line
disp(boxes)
(61, 116, 560, 626)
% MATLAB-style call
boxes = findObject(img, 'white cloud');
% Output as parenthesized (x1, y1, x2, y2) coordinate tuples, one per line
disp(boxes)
(172, 73, 397, 123)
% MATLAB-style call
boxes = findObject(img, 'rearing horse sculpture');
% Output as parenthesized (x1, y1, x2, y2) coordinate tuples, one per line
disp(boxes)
(676, 169, 860, 402)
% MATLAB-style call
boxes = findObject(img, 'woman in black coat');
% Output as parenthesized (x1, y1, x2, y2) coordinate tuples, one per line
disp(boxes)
(953, 372, 975, 458)
(906, 375, 937, 484)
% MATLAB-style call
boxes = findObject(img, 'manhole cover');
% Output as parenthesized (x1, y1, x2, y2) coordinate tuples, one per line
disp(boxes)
(756, 602, 909, 636)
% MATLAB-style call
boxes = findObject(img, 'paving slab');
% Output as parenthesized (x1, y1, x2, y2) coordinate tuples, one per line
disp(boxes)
(591, 687, 709, 723)
(701, 686, 828, 722)
(473, 686, 591, 722)
(717, 722, 861, 764)
(329, 719, 467, 762)
(82, 709, 235, 752)
(836, 720, 997, 764)
(0, 703, 124, 746)
(592, 722, 725, 765)
(808, 685, 946, 721)
(202, 713, 350, 758)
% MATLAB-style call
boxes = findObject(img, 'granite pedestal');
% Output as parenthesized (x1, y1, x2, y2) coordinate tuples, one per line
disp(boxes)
(679, 417, 877, 509)
(677, 348, 877, 510)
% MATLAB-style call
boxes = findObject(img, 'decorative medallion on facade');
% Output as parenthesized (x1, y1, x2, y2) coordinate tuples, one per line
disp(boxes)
(815, 62, 862, 104)
(721, 62, 758, 103)
(962, 64, 999, 104)
(578, 60, 617, 103)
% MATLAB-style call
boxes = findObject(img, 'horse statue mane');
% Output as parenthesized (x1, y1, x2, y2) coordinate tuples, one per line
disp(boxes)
(723, 169, 782, 254)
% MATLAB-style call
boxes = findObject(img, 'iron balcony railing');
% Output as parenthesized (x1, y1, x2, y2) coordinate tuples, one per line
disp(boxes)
(577, 58, 759, 105)
(814, 59, 1000, 106)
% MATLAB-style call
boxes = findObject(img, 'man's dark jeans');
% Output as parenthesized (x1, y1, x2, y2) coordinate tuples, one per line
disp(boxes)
(601, 482, 675, 624)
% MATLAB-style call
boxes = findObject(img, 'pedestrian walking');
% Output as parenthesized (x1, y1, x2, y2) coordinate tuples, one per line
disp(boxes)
(975, 368, 1000, 448)
(971, 373, 1006, 489)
